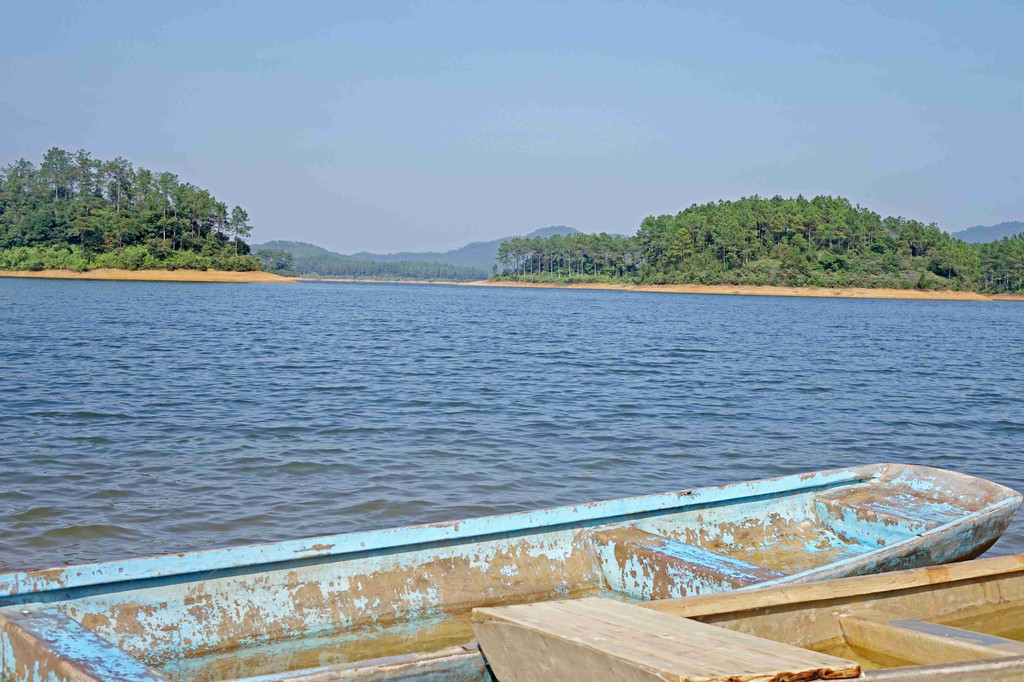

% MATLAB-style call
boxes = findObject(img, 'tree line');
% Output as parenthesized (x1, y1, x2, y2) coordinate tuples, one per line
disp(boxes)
(0, 147, 260, 272)
(495, 195, 1024, 292)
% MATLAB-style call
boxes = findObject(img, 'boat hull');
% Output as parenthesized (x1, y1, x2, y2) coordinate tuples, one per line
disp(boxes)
(0, 463, 1019, 681)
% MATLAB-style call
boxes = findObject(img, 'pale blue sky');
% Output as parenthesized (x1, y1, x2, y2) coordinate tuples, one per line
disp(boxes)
(2, 1, 1021, 251)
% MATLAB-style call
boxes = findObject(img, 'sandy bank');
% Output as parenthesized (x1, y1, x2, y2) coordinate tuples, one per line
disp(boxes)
(461, 280, 1013, 302)
(300, 278, 461, 285)
(0, 268, 295, 283)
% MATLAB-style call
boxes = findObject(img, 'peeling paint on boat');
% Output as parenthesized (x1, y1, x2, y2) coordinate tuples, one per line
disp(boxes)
(0, 463, 1018, 681)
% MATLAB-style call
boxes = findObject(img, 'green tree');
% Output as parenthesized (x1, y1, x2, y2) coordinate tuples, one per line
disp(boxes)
(490, 194, 1024, 292)
(230, 206, 252, 253)
(40, 147, 74, 200)
(0, 148, 261, 272)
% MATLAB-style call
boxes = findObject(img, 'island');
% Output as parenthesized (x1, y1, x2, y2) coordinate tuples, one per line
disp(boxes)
(5, 150, 1020, 298)
(490, 196, 1024, 298)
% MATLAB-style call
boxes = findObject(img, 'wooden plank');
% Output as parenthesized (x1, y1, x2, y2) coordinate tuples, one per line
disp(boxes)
(645, 553, 1024, 619)
(472, 598, 859, 682)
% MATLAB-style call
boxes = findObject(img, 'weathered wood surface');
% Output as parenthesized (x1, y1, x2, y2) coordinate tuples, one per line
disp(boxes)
(645, 553, 1024, 620)
(472, 598, 860, 682)
(839, 609, 1024, 665)
(860, 655, 1024, 681)
(586, 527, 786, 599)
(641, 554, 1024, 682)
(263, 644, 489, 681)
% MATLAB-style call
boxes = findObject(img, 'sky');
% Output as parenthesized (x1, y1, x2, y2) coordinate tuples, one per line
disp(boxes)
(1, 1, 1022, 253)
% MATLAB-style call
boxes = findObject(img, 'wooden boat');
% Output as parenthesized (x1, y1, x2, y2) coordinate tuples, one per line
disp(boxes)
(470, 554, 1024, 681)
(628, 552, 1024, 680)
(0, 463, 1018, 681)
(473, 596, 865, 681)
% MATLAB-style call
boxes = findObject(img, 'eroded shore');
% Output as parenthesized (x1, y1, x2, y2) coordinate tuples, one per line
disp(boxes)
(462, 280, 1024, 302)
(299, 277, 461, 285)
(3, 270, 1022, 300)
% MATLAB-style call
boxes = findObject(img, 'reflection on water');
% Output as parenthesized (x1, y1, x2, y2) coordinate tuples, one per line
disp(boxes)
(1, 279, 1023, 571)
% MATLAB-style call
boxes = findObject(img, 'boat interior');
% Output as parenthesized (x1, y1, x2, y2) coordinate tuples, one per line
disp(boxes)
(648, 554, 1024, 680)
(0, 464, 1018, 681)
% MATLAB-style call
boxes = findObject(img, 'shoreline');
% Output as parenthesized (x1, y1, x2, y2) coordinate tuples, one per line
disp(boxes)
(461, 279, 1024, 302)
(2, 269, 1021, 300)
(0, 268, 296, 283)
(299, 277, 461, 285)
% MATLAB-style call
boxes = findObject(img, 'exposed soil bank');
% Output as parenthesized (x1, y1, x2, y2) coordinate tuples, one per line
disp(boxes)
(7, 271, 1019, 300)
(462, 280, 1017, 302)
(299, 278, 461, 285)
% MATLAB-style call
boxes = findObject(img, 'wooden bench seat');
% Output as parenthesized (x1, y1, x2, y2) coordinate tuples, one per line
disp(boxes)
(587, 526, 785, 599)
(814, 483, 967, 541)
(472, 598, 860, 682)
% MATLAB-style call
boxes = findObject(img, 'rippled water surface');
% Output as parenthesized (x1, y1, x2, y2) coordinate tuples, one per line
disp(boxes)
(1, 279, 1022, 571)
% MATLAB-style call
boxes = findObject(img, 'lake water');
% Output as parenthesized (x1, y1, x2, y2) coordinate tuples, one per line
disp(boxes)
(1, 279, 1022, 572)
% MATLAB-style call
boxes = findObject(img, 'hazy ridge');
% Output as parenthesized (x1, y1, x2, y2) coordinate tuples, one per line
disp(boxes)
(349, 226, 580, 271)
(252, 240, 486, 281)
(951, 221, 1024, 243)
(254, 226, 580, 280)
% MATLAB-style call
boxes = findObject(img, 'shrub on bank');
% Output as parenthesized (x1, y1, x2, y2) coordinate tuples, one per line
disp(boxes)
(0, 245, 264, 273)
(0, 245, 90, 271)
(94, 246, 159, 271)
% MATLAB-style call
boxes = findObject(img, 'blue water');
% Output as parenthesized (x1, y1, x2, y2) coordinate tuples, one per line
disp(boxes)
(1, 279, 1022, 572)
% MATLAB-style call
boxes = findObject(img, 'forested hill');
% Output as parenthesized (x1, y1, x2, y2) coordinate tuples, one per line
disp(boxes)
(951, 221, 1024, 244)
(494, 195, 1024, 293)
(350, 225, 579, 271)
(0, 147, 261, 272)
(252, 240, 486, 281)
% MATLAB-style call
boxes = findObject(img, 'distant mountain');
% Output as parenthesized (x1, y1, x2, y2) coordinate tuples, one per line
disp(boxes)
(251, 241, 487, 281)
(254, 241, 333, 260)
(350, 225, 581, 272)
(950, 221, 1024, 243)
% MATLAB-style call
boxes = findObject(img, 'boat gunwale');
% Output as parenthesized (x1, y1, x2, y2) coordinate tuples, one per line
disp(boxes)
(2, 465, 882, 598)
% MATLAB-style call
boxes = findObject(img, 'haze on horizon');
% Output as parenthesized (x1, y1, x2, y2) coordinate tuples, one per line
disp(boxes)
(1, 1, 1022, 253)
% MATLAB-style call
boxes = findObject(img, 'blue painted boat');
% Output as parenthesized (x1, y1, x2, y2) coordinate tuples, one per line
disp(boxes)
(0, 463, 1019, 681)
